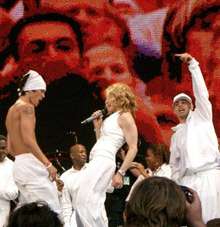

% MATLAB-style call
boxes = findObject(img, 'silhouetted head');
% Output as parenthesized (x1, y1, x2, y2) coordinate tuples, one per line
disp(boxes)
(7, 201, 63, 227)
(125, 177, 186, 227)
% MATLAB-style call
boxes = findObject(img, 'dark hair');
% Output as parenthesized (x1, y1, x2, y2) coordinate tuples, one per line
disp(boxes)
(9, 13, 83, 60)
(207, 218, 220, 227)
(0, 0, 17, 10)
(16, 71, 31, 96)
(163, 0, 220, 82)
(69, 143, 86, 156)
(146, 143, 170, 164)
(7, 201, 62, 227)
(125, 177, 186, 227)
(0, 135, 6, 141)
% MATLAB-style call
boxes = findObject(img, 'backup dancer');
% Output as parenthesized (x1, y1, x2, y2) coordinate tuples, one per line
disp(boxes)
(170, 53, 220, 223)
(6, 70, 61, 214)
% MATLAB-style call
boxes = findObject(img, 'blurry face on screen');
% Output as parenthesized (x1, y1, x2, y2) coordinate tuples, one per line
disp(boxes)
(41, 0, 121, 49)
(42, 0, 105, 32)
(112, 1, 140, 19)
(16, 21, 80, 82)
(186, 12, 220, 84)
(150, 11, 220, 144)
(0, 8, 14, 53)
(83, 16, 123, 49)
(84, 44, 132, 88)
(185, 12, 220, 135)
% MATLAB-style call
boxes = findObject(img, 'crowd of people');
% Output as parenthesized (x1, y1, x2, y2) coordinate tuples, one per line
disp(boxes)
(0, 0, 220, 226)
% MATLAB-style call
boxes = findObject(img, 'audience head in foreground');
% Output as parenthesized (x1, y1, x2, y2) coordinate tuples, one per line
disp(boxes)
(7, 201, 63, 227)
(125, 176, 186, 227)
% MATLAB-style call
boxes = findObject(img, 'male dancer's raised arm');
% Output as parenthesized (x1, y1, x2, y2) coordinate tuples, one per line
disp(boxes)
(175, 53, 212, 121)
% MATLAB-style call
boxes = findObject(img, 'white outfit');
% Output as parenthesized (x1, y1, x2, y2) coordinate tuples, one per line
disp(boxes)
(61, 165, 87, 227)
(170, 58, 220, 223)
(13, 153, 61, 215)
(0, 157, 18, 227)
(60, 165, 87, 184)
(126, 163, 171, 201)
(75, 111, 125, 227)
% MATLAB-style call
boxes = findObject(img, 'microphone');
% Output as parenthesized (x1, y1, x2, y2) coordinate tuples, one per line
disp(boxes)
(81, 109, 106, 125)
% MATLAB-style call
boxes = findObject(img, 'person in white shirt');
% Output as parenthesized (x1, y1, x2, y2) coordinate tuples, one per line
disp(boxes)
(0, 135, 18, 227)
(60, 144, 87, 184)
(126, 143, 171, 201)
(170, 53, 220, 223)
(60, 143, 87, 227)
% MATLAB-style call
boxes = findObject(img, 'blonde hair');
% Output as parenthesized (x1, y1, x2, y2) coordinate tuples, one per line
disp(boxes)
(105, 83, 137, 115)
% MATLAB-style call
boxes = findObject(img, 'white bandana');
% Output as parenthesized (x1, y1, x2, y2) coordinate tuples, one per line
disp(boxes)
(23, 70, 46, 92)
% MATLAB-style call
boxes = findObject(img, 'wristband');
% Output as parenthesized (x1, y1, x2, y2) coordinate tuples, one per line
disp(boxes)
(118, 169, 126, 176)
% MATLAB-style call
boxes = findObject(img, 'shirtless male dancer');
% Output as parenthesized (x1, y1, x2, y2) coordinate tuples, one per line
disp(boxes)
(6, 70, 61, 214)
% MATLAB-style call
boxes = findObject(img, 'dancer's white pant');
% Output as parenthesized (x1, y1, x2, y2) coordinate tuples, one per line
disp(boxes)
(63, 211, 77, 227)
(13, 153, 61, 215)
(0, 200, 10, 227)
(179, 168, 220, 223)
(75, 156, 115, 227)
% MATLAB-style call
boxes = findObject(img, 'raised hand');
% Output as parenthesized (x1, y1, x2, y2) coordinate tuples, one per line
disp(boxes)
(175, 53, 193, 63)
(130, 162, 150, 178)
(92, 110, 103, 130)
(185, 188, 206, 227)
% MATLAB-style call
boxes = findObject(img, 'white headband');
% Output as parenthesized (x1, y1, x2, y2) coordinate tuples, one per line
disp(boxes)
(173, 93, 192, 104)
(23, 70, 46, 92)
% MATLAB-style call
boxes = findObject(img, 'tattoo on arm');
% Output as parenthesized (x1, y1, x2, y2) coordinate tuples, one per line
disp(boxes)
(22, 106, 34, 115)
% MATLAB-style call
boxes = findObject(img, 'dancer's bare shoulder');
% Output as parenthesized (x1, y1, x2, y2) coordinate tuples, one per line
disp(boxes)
(19, 104, 35, 117)
(6, 101, 35, 130)
(6, 101, 35, 156)
(118, 112, 135, 125)
(10, 100, 34, 117)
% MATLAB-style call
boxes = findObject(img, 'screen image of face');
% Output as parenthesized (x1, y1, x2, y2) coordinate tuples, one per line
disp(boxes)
(0, 0, 220, 151)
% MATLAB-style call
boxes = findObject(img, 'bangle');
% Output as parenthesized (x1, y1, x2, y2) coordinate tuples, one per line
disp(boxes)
(118, 169, 126, 176)
(46, 162, 52, 169)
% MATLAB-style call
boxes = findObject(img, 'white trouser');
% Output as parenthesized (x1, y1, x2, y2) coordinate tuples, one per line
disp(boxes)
(0, 200, 10, 227)
(63, 211, 77, 227)
(180, 168, 220, 223)
(13, 153, 61, 215)
(75, 156, 115, 227)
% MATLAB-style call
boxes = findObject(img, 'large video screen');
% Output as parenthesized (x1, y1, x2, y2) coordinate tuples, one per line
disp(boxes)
(0, 0, 219, 165)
